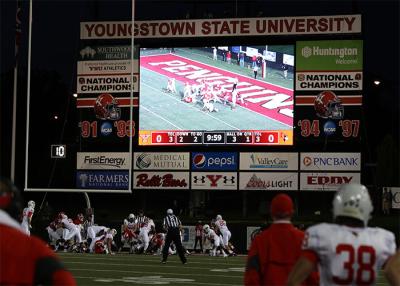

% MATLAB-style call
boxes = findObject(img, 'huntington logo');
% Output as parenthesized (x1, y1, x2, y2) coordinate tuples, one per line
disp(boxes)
(301, 46, 312, 58)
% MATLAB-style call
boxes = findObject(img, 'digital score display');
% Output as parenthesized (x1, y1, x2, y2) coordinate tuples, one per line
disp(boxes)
(139, 130, 292, 145)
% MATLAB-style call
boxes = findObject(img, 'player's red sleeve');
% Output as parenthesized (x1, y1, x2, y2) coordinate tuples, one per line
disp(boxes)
(301, 249, 319, 264)
(52, 270, 77, 286)
(244, 237, 262, 286)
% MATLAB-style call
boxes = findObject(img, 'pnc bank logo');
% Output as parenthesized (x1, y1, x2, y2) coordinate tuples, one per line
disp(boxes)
(303, 157, 312, 166)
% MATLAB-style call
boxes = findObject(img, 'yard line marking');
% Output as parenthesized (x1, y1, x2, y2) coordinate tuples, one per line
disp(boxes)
(141, 105, 183, 130)
(142, 80, 241, 130)
(68, 267, 243, 279)
(73, 275, 242, 286)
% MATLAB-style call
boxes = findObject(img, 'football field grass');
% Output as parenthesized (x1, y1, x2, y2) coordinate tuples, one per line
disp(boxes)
(59, 252, 390, 286)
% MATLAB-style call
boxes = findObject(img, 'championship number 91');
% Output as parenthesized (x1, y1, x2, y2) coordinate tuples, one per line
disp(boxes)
(79, 120, 135, 138)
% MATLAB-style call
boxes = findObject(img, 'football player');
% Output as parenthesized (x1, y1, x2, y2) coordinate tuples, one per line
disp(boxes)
(287, 183, 397, 286)
(136, 217, 155, 253)
(87, 225, 108, 253)
(166, 77, 177, 93)
(46, 217, 62, 250)
(203, 224, 226, 257)
(94, 229, 117, 255)
(60, 213, 83, 246)
(21, 200, 35, 235)
(214, 214, 235, 256)
(122, 213, 138, 253)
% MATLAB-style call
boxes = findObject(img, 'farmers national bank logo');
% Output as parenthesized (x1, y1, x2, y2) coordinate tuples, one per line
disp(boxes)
(249, 154, 289, 169)
(192, 152, 237, 171)
(76, 171, 129, 189)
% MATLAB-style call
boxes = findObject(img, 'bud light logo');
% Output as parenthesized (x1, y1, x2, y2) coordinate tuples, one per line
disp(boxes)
(191, 152, 238, 170)
(323, 121, 336, 136)
(100, 122, 112, 136)
(193, 154, 206, 168)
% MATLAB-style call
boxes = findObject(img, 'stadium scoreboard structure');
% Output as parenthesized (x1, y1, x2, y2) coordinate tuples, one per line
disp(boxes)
(25, 14, 364, 192)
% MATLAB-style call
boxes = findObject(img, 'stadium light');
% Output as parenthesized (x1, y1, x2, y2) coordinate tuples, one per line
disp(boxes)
(373, 80, 381, 86)
(72, 93, 78, 98)
(53, 115, 59, 120)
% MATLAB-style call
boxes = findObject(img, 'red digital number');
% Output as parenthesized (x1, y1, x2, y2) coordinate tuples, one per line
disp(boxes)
(80, 121, 97, 138)
(256, 132, 278, 144)
(152, 132, 173, 144)
(332, 244, 376, 285)
(297, 120, 320, 137)
(113, 120, 135, 138)
(339, 120, 360, 138)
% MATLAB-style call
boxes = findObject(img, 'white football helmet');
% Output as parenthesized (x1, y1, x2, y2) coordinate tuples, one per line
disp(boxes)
(216, 214, 222, 220)
(128, 213, 135, 220)
(333, 183, 373, 226)
(109, 228, 117, 236)
(203, 224, 210, 233)
(28, 200, 35, 209)
(167, 209, 173, 215)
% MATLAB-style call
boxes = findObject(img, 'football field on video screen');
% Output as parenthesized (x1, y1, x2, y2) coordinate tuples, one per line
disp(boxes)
(139, 50, 293, 132)
(59, 253, 391, 286)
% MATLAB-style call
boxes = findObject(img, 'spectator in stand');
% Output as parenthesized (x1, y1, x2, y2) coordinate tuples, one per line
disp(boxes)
(240, 52, 245, 67)
(244, 193, 319, 286)
(0, 178, 76, 285)
(252, 54, 257, 68)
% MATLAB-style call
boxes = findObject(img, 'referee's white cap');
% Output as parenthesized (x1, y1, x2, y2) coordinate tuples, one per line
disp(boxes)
(167, 208, 173, 214)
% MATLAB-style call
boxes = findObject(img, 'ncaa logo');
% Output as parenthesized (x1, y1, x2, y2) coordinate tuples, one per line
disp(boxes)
(323, 121, 336, 136)
(100, 122, 112, 136)
(136, 153, 151, 169)
(301, 46, 312, 58)
(193, 154, 206, 168)
(303, 156, 312, 166)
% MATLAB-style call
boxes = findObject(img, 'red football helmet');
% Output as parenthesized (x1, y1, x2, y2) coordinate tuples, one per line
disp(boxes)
(314, 91, 344, 119)
(94, 93, 121, 120)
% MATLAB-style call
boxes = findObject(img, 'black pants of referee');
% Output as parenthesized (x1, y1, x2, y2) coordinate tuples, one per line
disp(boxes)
(162, 228, 187, 264)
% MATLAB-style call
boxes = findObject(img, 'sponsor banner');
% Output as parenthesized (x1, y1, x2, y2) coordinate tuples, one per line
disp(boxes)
(133, 171, 189, 189)
(247, 226, 261, 250)
(76, 171, 129, 189)
(76, 152, 130, 170)
(79, 45, 138, 61)
(191, 172, 237, 190)
(240, 152, 298, 170)
(81, 15, 361, 39)
(296, 40, 363, 71)
(134, 152, 189, 170)
(300, 172, 360, 191)
(77, 60, 139, 75)
(239, 172, 298, 190)
(77, 75, 139, 93)
(191, 152, 238, 171)
(300, 153, 361, 171)
(391, 187, 400, 209)
(181, 226, 196, 249)
(296, 71, 362, 91)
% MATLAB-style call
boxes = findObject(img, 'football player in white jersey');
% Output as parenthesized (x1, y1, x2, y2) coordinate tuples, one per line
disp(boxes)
(214, 214, 234, 256)
(122, 213, 138, 253)
(21, 200, 35, 235)
(94, 229, 117, 255)
(60, 213, 82, 244)
(136, 217, 155, 253)
(87, 225, 108, 253)
(203, 224, 226, 257)
(288, 183, 397, 286)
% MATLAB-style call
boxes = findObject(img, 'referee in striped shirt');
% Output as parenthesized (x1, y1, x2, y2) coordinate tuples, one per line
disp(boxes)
(161, 209, 187, 264)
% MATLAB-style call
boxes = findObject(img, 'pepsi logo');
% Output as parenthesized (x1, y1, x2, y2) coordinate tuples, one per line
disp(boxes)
(193, 154, 206, 168)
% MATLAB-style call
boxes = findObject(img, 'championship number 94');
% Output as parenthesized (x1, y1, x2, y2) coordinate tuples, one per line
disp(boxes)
(297, 120, 360, 137)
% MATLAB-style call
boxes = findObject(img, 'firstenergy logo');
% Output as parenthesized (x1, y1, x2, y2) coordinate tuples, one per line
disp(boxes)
(301, 46, 358, 58)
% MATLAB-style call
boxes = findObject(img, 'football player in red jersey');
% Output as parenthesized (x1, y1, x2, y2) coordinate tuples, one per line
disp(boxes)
(0, 178, 76, 285)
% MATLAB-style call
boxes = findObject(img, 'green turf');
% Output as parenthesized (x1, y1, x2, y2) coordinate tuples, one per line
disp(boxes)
(60, 252, 390, 286)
